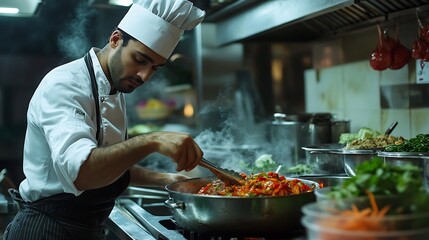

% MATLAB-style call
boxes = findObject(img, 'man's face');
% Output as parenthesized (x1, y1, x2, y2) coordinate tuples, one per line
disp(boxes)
(108, 37, 166, 94)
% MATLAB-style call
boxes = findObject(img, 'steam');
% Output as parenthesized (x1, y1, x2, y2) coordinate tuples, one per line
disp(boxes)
(194, 86, 273, 173)
(136, 80, 276, 175)
(57, 1, 95, 60)
(134, 71, 290, 175)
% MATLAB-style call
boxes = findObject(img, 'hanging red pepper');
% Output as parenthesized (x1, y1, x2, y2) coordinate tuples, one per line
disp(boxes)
(420, 24, 429, 43)
(412, 36, 428, 59)
(390, 24, 411, 69)
(412, 11, 429, 61)
(370, 25, 393, 71)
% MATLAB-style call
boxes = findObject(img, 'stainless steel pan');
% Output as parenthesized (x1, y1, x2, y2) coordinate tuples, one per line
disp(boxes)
(164, 177, 319, 236)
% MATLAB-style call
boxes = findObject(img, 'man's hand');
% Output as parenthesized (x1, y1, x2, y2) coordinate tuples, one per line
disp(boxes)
(146, 132, 203, 172)
(74, 131, 202, 191)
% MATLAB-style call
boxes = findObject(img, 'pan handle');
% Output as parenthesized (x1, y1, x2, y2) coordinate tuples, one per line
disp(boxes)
(164, 198, 185, 209)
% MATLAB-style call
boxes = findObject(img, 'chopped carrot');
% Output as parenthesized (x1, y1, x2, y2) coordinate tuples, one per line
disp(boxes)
(367, 190, 379, 215)
(317, 191, 392, 239)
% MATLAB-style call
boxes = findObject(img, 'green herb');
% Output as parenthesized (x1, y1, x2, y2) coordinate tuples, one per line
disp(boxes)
(329, 157, 425, 199)
(284, 164, 314, 175)
(385, 134, 429, 152)
(239, 154, 279, 174)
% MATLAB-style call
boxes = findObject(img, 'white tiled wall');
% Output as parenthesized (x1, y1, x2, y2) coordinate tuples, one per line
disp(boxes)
(304, 65, 345, 118)
(343, 61, 381, 111)
(304, 60, 427, 139)
(381, 109, 411, 137)
(411, 109, 429, 136)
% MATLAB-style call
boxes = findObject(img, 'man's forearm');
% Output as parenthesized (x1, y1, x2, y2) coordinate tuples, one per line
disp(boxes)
(74, 134, 156, 190)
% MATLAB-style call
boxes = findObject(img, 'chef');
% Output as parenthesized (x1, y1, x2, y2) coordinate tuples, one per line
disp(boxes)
(4, 0, 205, 239)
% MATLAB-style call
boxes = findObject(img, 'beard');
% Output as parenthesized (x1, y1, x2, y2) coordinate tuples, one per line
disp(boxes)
(108, 47, 143, 94)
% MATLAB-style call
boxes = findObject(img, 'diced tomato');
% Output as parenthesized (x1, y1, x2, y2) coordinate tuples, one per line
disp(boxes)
(197, 171, 316, 197)
(273, 186, 281, 194)
(272, 182, 280, 189)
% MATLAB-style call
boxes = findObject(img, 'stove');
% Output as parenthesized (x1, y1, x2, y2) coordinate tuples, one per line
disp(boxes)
(106, 187, 307, 240)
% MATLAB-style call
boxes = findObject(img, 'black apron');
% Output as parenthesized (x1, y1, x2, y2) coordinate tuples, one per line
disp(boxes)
(4, 52, 130, 240)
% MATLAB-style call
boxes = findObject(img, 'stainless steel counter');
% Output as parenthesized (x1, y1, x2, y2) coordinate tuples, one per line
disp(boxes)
(106, 202, 156, 240)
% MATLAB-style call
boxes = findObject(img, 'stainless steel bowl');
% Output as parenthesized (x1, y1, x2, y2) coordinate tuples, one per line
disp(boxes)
(302, 194, 429, 239)
(299, 175, 350, 187)
(302, 144, 345, 174)
(378, 151, 429, 190)
(342, 149, 379, 177)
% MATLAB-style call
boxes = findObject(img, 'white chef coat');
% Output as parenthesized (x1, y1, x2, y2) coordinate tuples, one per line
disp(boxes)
(19, 48, 127, 202)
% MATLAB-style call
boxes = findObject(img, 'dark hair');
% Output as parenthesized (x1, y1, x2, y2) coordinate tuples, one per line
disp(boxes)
(111, 27, 136, 46)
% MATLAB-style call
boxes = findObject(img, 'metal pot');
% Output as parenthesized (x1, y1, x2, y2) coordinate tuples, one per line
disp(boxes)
(164, 177, 319, 236)
(331, 120, 351, 143)
(270, 113, 347, 162)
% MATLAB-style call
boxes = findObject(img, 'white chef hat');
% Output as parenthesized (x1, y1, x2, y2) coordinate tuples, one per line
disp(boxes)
(118, 0, 205, 59)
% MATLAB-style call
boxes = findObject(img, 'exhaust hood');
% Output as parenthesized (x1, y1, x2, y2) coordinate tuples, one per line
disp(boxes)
(89, 0, 132, 8)
(205, 0, 429, 46)
(0, 0, 42, 17)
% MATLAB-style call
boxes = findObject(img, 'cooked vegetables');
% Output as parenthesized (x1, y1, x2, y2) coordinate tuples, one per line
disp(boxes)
(344, 135, 405, 150)
(339, 127, 404, 149)
(197, 171, 316, 197)
(384, 134, 429, 152)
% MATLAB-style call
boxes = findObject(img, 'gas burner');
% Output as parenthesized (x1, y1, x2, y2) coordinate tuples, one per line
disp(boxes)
(107, 188, 307, 240)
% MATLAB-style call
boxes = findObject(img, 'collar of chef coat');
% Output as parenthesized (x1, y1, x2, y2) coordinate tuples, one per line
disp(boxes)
(88, 48, 114, 96)
(87, 48, 127, 147)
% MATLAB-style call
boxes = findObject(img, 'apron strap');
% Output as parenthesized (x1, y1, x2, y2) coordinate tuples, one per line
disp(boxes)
(84, 52, 101, 145)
